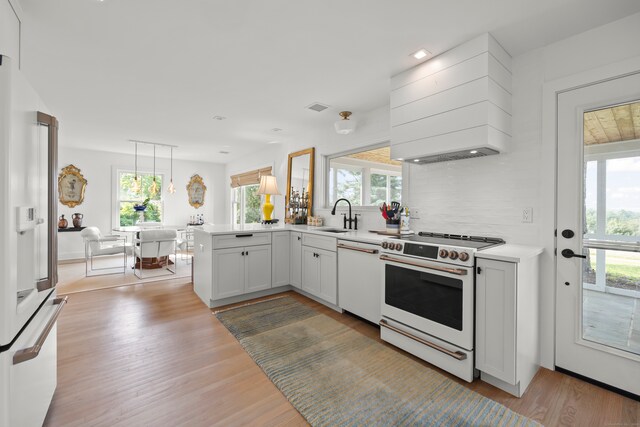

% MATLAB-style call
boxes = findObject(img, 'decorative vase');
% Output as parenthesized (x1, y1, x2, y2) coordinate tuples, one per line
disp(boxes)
(133, 205, 147, 212)
(72, 213, 83, 228)
(58, 215, 68, 229)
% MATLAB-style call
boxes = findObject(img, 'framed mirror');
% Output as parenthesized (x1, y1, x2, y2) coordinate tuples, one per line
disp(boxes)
(186, 174, 207, 208)
(285, 148, 315, 224)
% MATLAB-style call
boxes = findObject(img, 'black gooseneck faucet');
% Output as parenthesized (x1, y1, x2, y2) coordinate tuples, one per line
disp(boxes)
(331, 198, 357, 230)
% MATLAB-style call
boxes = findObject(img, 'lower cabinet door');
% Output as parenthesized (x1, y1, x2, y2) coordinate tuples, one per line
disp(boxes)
(272, 231, 290, 287)
(318, 249, 337, 305)
(245, 244, 272, 292)
(475, 258, 517, 384)
(290, 232, 302, 288)
(301, 246, 320, 296)
(213, 248, 245, 299)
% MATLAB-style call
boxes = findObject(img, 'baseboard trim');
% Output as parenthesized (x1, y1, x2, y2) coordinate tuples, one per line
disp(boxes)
(555, 366, 640, 402)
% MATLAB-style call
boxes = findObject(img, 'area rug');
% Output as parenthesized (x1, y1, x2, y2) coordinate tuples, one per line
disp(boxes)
(215, 297, 540, 427)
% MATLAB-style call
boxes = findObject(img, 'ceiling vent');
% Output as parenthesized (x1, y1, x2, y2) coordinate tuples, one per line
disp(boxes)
(306, 102, 329, 112)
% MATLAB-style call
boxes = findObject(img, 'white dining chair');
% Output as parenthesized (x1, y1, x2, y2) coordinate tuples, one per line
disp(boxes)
(80, 227, 130, 276)
(133, 229, 177, 279)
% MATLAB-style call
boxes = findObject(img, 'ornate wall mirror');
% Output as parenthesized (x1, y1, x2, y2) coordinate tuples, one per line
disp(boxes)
(58, 164, 87, 208)
(286, 148, 315, 224)
(187, 174, 207, 208)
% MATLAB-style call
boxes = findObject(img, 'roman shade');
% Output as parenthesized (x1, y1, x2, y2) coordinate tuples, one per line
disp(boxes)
(230, 166, 272, 188)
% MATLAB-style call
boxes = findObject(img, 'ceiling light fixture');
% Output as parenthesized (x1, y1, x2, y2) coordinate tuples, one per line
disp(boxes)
(167, 147, 176, 194)
(131, 142, 141, 194)
(412, 48, 431, 60)
(334, 111, 357, 135)
(212, 115, 226, 120)
(413, 159, 420, 162)
(149, 145, 159, 196)
(470, 150, 478, 154)
(271, 128, 283, 132)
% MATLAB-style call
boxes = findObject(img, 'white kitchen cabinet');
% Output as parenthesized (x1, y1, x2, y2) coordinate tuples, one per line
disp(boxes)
(245, 244, 272, 293)
(213, 244, 272, 298)
(290, 232, 302, 288)
(213, 247, 246, 299)
(272, 231, 290, 287)
(475, 246, 541, 398)
(302, 246, 337, 305)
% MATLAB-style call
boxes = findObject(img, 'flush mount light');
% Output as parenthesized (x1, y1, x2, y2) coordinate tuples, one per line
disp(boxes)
(412, 49, 431, 60)
(470, 150, 478, 154)
(212, 115, 226, 120)
(334, 111, 357, 135)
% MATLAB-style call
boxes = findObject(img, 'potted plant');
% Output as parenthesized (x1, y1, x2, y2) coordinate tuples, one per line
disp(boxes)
(134, 197, 150, 212)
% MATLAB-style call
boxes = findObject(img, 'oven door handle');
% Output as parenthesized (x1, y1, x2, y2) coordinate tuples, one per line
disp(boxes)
(379, 254, 468, 276)
(379, 319, 467, 360)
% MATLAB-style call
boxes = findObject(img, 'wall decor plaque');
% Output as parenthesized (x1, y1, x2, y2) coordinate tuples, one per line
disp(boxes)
(186, 174, 206, 208)
(58, 164, 87, 208)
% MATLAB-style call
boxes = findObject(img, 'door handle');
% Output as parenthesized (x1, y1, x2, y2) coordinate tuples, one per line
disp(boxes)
(561, 249, 586, 259)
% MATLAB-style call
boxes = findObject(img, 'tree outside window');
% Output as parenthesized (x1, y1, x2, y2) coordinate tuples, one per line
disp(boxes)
(118, 172, 163, 226)
(232, 184, 261, 226)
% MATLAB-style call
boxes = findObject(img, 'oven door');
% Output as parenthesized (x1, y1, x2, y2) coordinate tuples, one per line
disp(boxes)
(380, 254, 474, 351)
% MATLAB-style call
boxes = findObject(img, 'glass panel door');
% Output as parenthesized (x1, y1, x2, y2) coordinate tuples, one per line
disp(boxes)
(582, 106, 640, 355)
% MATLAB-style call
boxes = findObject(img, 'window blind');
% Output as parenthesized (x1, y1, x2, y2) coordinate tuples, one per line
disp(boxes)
(230, 166, 272, 188)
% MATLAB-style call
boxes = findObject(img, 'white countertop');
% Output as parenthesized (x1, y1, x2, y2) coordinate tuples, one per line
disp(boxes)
(475, 244, 544, 263)
(196, 223, 394, 244)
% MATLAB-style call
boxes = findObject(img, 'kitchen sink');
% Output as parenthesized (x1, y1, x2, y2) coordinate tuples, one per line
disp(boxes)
(319, 228, 349, 233)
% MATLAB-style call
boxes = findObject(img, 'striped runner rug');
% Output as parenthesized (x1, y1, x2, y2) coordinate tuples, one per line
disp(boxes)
(215, 296, 540, 427)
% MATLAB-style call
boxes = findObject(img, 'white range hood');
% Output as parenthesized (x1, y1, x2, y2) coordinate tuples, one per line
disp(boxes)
(390, 33, 512, 164)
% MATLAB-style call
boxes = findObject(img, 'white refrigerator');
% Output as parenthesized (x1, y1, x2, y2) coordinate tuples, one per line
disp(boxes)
(0, 54, 63, 427)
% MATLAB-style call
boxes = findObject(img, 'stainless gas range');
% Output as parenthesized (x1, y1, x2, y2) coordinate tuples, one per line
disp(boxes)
(379, 232, 504, 382)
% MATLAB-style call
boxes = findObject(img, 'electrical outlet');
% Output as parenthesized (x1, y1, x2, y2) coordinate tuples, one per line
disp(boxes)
(522, 207, 533, 223)
(411, 208, 420, 219)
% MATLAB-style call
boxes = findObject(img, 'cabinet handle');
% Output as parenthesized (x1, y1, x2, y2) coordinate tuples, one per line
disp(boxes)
(477, 267, 482, 274)
(241, 251, 245, 256)
(337, 243, 379, 254)
(235, 234, 254, 238)
(297, 236, 301, 241)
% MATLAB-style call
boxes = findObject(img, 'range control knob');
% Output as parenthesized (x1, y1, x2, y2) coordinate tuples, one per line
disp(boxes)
(439, 249, 449, 258)
(449, 250, 459, 260)
(459, 252, 470, 262)
(395, 243, 403, 251)
(382, 242, 388, 249)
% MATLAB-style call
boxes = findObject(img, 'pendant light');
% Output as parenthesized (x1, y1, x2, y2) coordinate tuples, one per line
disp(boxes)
(334, 111, 357, 135)
(149, 145, 158, 196)
(131, 142, 141, 194)
(167, 147, 176, 194)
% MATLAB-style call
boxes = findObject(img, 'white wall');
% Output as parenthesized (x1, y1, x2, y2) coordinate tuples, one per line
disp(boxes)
(57, 147, 226, 259)
(225, 104, 393, 231)
(223, 12, 640, 370)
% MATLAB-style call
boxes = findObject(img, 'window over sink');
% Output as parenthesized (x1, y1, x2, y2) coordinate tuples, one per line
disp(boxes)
(326, 143, 403, 207)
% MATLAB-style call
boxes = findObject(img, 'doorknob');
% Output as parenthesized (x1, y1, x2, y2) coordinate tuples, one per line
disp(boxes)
(561, 229, 575, 238)
(561, 249, 587, 259)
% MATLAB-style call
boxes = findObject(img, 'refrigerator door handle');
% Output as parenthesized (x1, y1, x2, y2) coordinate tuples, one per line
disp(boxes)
(13, 296, 67, 365)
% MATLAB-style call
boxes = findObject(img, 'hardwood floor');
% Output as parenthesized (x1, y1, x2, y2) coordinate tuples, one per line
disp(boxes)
(44, 280, 640, 426)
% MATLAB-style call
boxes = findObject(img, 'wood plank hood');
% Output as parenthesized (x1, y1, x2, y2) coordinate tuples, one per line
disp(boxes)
(390, 33, 512, 164)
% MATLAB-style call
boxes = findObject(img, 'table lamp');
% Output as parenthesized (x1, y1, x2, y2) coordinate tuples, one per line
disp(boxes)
(257, 175, 281, 223)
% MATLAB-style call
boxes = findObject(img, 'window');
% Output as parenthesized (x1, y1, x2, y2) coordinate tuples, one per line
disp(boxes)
(230, 166, 272, 226)
(327, 144, 402, 207)
(117, 171, 163, 226)
(232, 184, 261, 226)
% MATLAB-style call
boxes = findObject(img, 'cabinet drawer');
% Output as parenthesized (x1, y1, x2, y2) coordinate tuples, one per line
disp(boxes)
(213, 232, 272, 249)
(302, 233, 336, 252)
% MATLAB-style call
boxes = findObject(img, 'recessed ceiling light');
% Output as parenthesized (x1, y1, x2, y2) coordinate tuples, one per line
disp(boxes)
(397, 158, 404, 161)
(219, 150, 230, 154)
(268, 140, 280, 144)
(411, 49, 431, 60)
(212, 116, 226, 121)
(271, 128, 283, 132)
(413, 159, 420, 162)
(470, 150, 478, 154)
